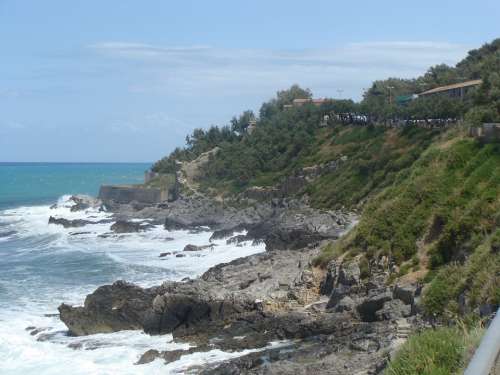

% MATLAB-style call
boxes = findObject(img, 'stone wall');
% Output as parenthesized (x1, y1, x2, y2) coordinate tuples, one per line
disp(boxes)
(98, 185, 168, 204)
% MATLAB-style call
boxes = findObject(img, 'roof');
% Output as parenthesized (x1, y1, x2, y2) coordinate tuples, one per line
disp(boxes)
(292, 98, 328, 105)
(418, 79, 482, 96)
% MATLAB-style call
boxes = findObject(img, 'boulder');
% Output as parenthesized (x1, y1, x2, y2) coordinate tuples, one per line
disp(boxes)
(48, 216, 95, 228)
(375, 299, 412, 321)
(143, 292, 256, 335)
(338, 261, 361, 286)
(110, 220, 153, 233)
(58, 281, 156, 336)
(356, 291, 392, 322)
(183, 244, 214, 252)
(69, 195, 102, 212)
(393, 284, 418, 305)
(319, 259, 338, 295)
(326, 284, 351, 309)
(335, 296, 356, 312)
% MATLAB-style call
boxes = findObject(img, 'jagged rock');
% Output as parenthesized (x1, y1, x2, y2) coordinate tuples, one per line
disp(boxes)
(58, 281, 157, 335)
(338, 261, 361, 286)
(48, 216, 107, 228)
(335, 296, 356, 312)
(159, 252, 171, 258)
(183, 244, 214, 252)
(110, 220, 153, 233)
(143, 291, 256, 335)
(349, 337, 380, 352)
(137, 347, 210, 365)
(226, 234, 252, 245)
(356, 291, 392, 322)
(320, 259, 338, 295)
(69, 195, 102, 212)
(209, 224, 248, 242)
(393, 284, 418, 305)
(375, 299, 412, 321)
(326, 284, 351, 309)
(136, 349, 161, 364)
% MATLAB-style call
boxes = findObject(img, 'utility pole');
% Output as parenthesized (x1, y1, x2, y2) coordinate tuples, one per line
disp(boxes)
(337, 89, 344, 99)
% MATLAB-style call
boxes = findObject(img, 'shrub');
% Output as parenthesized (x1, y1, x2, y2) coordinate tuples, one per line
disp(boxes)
(385, 325, 483, 375)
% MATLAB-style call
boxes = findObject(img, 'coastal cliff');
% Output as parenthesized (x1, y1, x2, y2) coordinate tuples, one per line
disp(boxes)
(55, 39, 500, 374)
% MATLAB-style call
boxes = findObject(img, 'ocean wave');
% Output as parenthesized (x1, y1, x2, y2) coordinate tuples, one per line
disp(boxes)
(0, 195, 267, 373)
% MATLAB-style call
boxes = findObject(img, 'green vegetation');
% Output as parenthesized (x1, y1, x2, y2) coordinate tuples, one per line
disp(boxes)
(307, 125, 439, 208)
(385, 325, 484, 375)
(151, 39, 500, 321)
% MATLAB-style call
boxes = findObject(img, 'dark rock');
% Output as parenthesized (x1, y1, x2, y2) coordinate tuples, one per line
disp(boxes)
(320, 259, 338, 295)
(239, 278, 256, 289)
(375, 299, 412, 321)
(183, 244, 214, 252)
(209, 224, 248, 242)
(49, 216, 93, 228)
(58, 281, 157, 336)
(143, 291, 256, 336)
(159, 252, 171, 258)
(393, 284, 417, 305)
(110, 220, 153, 233)
(69, 231, 92, 236)
(338, 261, 361, 286)
(136, 349, 161, 364)
(175, 253, 186, 258)
(356, 291, 392, 322)
(335, 296, 356, 312)
(226, 234, 253, 245)
(69, 195, 102, 212)
(326, 284, 351, 309)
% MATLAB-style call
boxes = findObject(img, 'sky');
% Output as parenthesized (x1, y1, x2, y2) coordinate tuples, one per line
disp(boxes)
(1, 0, 499, 162)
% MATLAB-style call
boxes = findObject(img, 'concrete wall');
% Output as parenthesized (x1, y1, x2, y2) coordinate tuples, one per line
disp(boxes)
(98, 185, 168, 204)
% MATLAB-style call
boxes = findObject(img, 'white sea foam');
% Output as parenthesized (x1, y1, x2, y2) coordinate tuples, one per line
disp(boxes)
(0, 195, 267, 374)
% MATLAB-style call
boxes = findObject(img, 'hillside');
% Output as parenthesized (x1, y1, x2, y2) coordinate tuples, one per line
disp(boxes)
(149, 39, 500, 372)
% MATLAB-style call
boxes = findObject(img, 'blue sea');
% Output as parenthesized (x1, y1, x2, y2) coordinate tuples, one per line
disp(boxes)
(0, 163, 265, 374)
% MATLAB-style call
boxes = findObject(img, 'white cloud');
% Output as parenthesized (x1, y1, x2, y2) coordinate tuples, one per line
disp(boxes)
(88, 40, 470, 100)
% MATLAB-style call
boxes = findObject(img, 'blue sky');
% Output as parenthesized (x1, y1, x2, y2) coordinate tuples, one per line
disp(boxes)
(1, 0, 499, 162)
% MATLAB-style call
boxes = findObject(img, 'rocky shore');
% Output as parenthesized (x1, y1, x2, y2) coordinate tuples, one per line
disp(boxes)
(54, 194, 422, 374)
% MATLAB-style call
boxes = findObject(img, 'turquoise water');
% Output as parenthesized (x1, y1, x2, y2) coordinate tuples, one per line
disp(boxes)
(0, 162, 150, 209)
(0, 162, 265, 374)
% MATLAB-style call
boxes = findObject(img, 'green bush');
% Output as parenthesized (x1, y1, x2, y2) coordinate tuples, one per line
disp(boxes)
(385, 326, 483, 375)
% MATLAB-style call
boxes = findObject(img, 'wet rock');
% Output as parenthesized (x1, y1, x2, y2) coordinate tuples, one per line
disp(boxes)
(209, 224, 248, 242)
(183, 244, 214, 252)
(69, 195, 102, 212)
(175, 253, 186, 258)
(48, 216, 94, 228)
(69, 231, 92, 236)
(58, 281, 157, 336)
(136, 349, 161, 364)
(110, 220, 153, 233)
(159, 252, 171, 258)
(143, 291, 256, 336)
(226, 234, 253, 245)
